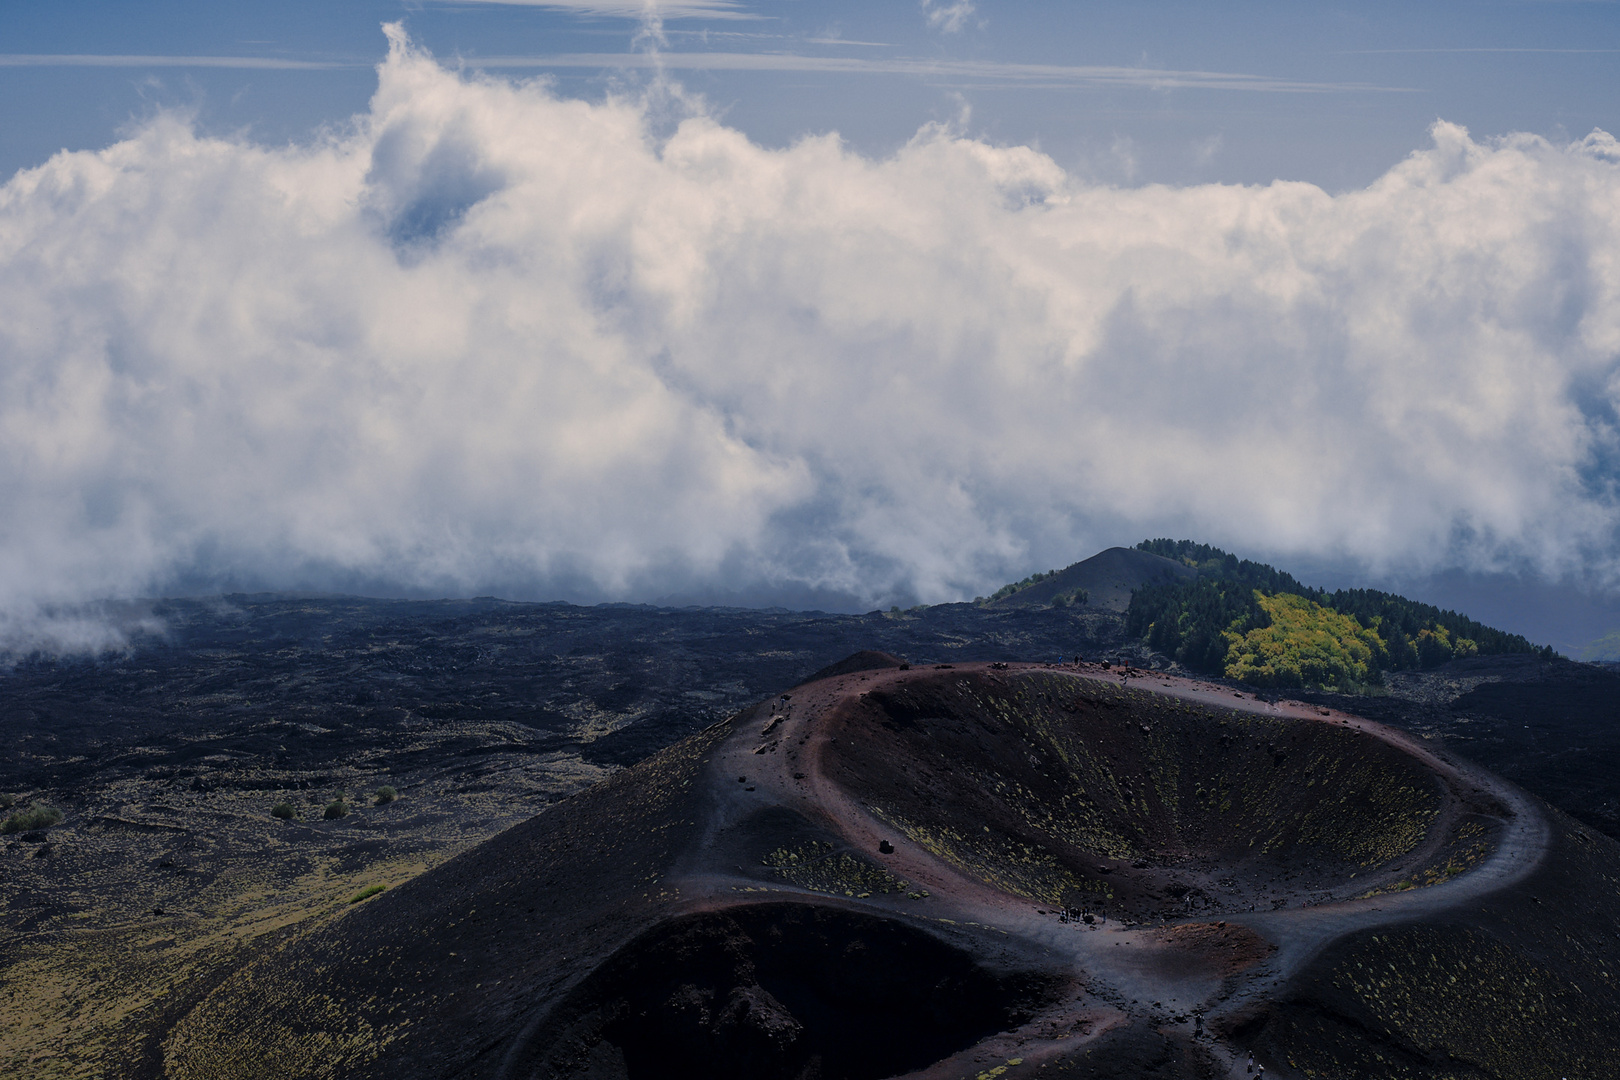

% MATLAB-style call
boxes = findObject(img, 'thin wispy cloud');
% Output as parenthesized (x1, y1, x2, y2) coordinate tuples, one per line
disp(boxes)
(660, 30, 895, 47)
(0, 48, 1400, 93)
(468, 51, 1403, 93)
(449, 0, 759, 19)
(0, 54, 357, 69)
(803, 38, 894, 47)
(1344, 47, 1620, 54)
(921, 0, 977, 34)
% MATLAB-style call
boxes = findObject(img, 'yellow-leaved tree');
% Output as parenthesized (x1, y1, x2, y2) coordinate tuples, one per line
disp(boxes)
(1223, 591, 1386, 689)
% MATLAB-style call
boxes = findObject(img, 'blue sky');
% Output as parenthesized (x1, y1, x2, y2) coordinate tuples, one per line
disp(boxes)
(3, 1, 1616, 188)
(0, 2, 1618, 655)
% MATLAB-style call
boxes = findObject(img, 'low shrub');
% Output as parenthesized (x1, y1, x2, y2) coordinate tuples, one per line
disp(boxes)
(1, 802, 64, 834)
(323, 799, 349, 820)
(270, 802, 298, 820)
(373, 785, 397, 806)
(349, 884, 386, 903)
(0, 794, 15, 810)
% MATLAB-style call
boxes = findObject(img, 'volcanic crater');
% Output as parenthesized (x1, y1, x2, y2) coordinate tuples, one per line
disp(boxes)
(157, 656, 1618, 1080)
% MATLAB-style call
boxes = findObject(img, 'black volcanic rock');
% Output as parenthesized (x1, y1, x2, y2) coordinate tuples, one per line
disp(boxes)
(801, 649, 909, 684)
(0, 594, 1135, 804)
(518, 905, 1052, 1080)
(5, 596, 1620, 1078)
(1248, 810, 1620, 1079)
(153, 662, 1620, 1080)
(1293, 652, 1620, 836)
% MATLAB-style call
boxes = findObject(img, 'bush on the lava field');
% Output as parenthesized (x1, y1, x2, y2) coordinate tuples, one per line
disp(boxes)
(1222, 592, 1382, 690)
(0, 794, 15, 809)
(2, 802, 64, 833)
(323, 799, 350, 820)
(270, 802, 298, 820)
(374, 786, 397, 805)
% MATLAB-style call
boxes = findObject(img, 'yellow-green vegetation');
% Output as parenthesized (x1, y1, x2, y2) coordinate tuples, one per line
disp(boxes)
(1278, 926, 1615, 1080)
(761, 841, 921, 898)
(321, 799, 349, 820)
(1415, 624, 1477, 661)
(980, 569, 1060, 605)
(1223, 592, 1384, 690)
(1222, 591, 1481, 691)
(873, 810, 1111, 907)
(1267, 818, 1620, 1079)
(372, 786, 397, 806)
(842, 673, 1443, 915)
(349, 884, 387, 904)
(161, 720, 734, 1080)
(165, 989, 404, 1080)
(270, 802, 298, 820)
(1, 801, 64, 833)
(1360, 820, 1493, 898)
(1578, 628, 1620, 662)
(0, 843, 442, 1080)
(0, 737, 618, 1080)
(1128, 539, 1543, 689)
(1030, 676, 1434, 870)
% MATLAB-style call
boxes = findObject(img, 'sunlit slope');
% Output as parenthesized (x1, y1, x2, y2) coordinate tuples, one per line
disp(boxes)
(161, 722, 734, 1080)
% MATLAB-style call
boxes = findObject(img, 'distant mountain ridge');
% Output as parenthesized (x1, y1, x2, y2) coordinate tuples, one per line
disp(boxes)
(981, 539, 1547, 692)
(1126, 539, 1547, 690)
(980, 546, 1195, 612)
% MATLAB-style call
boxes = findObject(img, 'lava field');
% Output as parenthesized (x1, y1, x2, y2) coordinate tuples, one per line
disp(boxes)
(2, 596, 1618, 1078)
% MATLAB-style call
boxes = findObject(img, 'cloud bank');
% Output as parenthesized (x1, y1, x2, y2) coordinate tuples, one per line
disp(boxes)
(1, 25, 1617, 638)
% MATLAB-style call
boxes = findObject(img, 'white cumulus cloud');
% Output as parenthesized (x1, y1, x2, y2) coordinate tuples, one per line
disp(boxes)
(0, 25, 1617, 643)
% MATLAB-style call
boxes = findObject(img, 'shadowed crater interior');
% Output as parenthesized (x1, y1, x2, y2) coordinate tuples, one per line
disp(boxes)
(516, 903, 1061, 1080)
(826, 671, 1481, 915)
